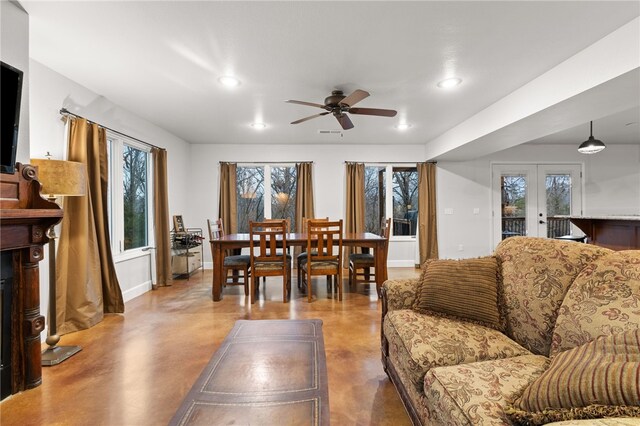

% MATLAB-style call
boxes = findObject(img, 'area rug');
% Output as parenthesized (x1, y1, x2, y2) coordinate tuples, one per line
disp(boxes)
(169, 319, 329, 425)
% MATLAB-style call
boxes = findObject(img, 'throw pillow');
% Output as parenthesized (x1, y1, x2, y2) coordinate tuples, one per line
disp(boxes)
(413, 256, 504, 331)
(507, 329, 640, 426)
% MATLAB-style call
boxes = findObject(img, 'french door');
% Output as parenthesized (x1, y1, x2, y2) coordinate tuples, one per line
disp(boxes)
(492, 164, 582, 248)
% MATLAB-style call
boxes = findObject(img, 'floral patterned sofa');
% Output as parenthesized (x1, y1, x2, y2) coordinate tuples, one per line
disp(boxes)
(381, 236, 640, 425)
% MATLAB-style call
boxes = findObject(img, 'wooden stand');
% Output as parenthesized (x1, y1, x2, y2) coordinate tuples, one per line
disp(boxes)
(0, 163, 63, 398)
(570, 216, 640, 250)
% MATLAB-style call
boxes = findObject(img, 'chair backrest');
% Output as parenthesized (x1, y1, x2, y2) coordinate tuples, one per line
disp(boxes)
(262, 218, 291, 233)
(249, 220, 288, 264)
(301, 216, 329, 233)
(306, 219, 343, 262)
(381, 217, 392, 263)
(207, 218, 225, 241)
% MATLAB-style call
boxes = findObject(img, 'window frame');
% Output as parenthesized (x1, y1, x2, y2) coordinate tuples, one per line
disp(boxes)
(236, 163, 297, 232)
(107, 131, 154, 260)
(364, 163, 418, 241)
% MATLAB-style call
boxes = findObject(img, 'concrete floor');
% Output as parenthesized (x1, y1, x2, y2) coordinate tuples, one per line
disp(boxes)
(1, 267, 420, 425)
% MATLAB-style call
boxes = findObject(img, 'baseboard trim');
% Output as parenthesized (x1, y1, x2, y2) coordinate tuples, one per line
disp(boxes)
(122, 280, 152, 302)
(387, 260, 416, 268)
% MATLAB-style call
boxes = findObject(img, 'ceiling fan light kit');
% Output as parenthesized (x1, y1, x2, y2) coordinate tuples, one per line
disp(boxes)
(251, 122, 266, 129)
(286, 89, 397, 130)
(218, 76, 240, 87)
(395, 123, 411, 131)
(578, 121, 606, 154)
(437, 77, 462, 89)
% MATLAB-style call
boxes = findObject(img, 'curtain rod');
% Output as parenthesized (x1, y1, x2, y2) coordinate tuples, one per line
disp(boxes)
(59, 108, 163, 150)
(221, 161, 313, 165)
(344, 161, 437, 164)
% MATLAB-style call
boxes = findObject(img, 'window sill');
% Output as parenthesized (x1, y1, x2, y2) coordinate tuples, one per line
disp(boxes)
(114, 248, 151, 263)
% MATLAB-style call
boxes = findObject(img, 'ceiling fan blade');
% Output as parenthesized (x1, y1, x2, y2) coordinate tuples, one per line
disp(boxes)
(335, 113, 354, 130)
(291, 112, 330, 124)
(348, 107, 397, 117)
(285, 99, 325, 109)
(339, 89, 369, 107)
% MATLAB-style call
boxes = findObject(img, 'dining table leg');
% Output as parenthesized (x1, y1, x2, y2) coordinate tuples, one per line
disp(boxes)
(375, 241, 386, 298)
(212, 243, 223, 301)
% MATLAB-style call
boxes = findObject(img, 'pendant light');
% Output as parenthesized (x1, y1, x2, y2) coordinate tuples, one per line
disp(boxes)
(578, 121, 605, 154)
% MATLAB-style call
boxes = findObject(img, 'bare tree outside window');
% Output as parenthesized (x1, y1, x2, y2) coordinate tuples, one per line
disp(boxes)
(392, 167, 418, 236)
(271, 166, 297, 230)
(123, 145, 148, 250)
(236, 167, 265, 232)
(364, 166, 385, 235)
(501, 175, 526, 238)
(545, 174, 571, 237)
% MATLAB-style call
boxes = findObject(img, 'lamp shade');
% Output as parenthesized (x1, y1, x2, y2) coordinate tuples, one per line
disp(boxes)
(577, 121, 606, 154)
(31, 158, 87, 197)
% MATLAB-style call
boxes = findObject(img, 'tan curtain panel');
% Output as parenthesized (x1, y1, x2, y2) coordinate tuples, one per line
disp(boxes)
(152, 148, 172, 287)
(344, 162, 365, 267)
(418, 162, 438, 264)
(218, 162, 238, 233)
(56, 118, 124, 335)
(294, 162, 315, 257)
(295, 162, 315, 231)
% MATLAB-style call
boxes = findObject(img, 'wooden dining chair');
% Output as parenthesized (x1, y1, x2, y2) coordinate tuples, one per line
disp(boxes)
(207, 219, 250, 296)
(349, 218, 391, 295)
(296, 217, 329, 288)
(249, 220, 291, 303)
(300, 219, 343, 302)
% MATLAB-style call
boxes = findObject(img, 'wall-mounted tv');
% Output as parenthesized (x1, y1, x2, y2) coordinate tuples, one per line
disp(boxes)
(1, 61, 24, 174)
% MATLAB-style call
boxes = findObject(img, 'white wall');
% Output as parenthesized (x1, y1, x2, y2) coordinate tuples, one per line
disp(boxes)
(188, 143, 426, 267)
(29, 60, 192, 332)
(1, 1, 30, 163)
(437, 143, 640, 259)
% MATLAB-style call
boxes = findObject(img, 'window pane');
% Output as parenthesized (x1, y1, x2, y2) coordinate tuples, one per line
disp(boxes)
(392, 167, 418, 236)
(271, 166, 297, 230)
(236, 167, 265, 233)
(500, 174, 526, 239)
(123, 145, 148, 250)
(545, 174, 571, 238)
(364, 166, 385, 235)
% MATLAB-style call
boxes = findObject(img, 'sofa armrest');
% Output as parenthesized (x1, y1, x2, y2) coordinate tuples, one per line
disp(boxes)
(382, 278, 420, 312)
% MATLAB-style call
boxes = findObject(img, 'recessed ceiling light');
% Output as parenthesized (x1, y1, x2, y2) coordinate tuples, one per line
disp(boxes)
(395, 123, 411, 131)
(218, 76, 241, 87)
(437, 77, 462, 89)
(251, 122, 266, 130)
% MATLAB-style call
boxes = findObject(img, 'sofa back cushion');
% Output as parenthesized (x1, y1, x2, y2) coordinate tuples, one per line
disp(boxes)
(494, 237, 611, 356)
(550, 250, 640, 356)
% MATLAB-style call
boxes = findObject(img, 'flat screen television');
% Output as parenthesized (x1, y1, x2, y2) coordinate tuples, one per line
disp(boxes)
(1, 61, 24, 174)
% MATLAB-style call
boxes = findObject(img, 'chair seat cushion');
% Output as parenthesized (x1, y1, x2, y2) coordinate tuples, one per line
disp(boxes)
(224, 255, 251, 266)
(301, 260, 339, 272)
(254, 261, 288, 271)
(349, 253, 374, 264)
(296, 250, 318, 260)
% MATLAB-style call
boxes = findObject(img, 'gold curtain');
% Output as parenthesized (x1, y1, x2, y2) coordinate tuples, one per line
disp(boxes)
(152, 148, 172, 287)
(418, 162, 438, 265)
(56, 118, 124, 335)
(344, 162, 365, 267)
(294, 162, 315, 257)
(218, 162, 238, 233)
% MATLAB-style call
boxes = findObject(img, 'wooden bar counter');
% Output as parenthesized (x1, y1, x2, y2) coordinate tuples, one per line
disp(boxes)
(569, 215, 640, 250)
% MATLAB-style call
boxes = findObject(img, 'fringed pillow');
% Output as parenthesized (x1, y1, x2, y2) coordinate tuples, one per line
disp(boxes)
(413, 256, 505, 331)
(507, 329, 640, 426)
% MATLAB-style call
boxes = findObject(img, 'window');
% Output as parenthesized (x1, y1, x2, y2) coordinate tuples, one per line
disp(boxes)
(236, 165, 296, 233)
(392, 167, 418, 236)
(364, 164, 417, 238)
(107, 133, 152, 254)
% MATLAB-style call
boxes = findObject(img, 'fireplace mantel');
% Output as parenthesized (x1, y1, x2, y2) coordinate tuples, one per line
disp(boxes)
(0, 163, 63, 398)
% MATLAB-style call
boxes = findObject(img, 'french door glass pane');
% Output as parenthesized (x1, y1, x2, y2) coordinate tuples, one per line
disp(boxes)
(501, 174, 526, 240)
(270, 166, 297, 231)
(236, 167, 265, 233)
(122, 144, 148, 250)
(545, 174, 571, 238)
(364, 166, 386, 235)
(392, 167, 418, 236)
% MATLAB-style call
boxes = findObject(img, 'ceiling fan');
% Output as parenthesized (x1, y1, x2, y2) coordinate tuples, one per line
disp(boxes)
(286, 89, 397, 130)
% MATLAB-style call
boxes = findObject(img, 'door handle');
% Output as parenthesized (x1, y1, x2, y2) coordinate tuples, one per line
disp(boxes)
(539, 220, 546, 224)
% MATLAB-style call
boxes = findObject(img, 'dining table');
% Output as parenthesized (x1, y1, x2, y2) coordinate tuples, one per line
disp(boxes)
(209, 232, 387, 301)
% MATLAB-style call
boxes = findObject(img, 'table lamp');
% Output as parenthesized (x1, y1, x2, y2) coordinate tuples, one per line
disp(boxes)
(31, 153, 87, 366)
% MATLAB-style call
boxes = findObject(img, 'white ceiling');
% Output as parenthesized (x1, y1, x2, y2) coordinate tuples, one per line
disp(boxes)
(22, 1, 640, 154)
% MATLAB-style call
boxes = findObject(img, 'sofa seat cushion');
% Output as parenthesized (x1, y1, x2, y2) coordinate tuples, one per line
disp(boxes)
(544, 419, 640, 426)
(384, 309, 531, 391)
(423, 354, 549, 426)
(551, 250, 640, 356)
